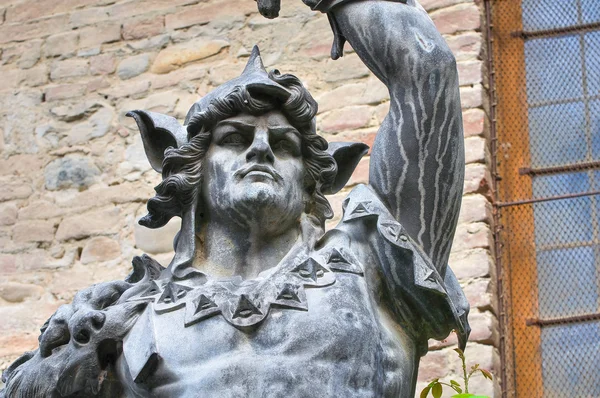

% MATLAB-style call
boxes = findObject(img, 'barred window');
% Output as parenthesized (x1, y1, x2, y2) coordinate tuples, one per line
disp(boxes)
(491, 0, 600, 396)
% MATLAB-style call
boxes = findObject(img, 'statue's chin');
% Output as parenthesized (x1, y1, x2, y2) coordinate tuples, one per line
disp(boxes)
(226, 184, 303, 229)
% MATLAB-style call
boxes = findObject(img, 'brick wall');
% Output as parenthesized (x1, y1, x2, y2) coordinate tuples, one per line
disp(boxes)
(0, 0, 495, 395)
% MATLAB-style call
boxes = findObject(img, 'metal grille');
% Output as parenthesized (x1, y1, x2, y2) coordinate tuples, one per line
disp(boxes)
(489, 0, 600, 396)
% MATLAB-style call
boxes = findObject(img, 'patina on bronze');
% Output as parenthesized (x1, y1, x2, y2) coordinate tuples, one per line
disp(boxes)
(1, 1, 469, 397)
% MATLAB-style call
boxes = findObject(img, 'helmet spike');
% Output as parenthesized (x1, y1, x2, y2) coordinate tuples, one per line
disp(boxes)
(242, 45, 267, 75)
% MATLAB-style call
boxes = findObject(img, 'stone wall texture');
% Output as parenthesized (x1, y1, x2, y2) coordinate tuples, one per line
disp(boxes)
(0, 0, 495, 395)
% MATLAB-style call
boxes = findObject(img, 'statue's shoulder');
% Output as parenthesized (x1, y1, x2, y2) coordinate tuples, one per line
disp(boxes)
(332, 184, 471, 352)
(0, 255, 163, 398)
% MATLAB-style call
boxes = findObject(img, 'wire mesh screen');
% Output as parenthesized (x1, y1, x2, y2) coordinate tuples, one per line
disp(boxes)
(491, 0, 600, 396)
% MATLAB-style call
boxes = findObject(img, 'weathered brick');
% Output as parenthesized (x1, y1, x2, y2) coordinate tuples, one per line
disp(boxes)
(0, 203, 18, 226)
(320, 106, 372, 134)
(90, 53, 116, 75)
(165, 0, 254, 30)
(460, 85, 483, 109)
(0, 179, 32, 202)
(450, 223, 493, 256)
(78, 22, 121, 49)
(13, 220, 56, 243)
(56, 206, 121, 241)
(465, 136, 487, 164)
(458, 194, 492, 225)
(69, 6, 110, 28)
(6, 0, 99, 23)
(0, 254, 17, 274)
(446, 31, 482, 62)
(431, 3, 481, 35)
(151, 38, 230, 74)
(44, 84, 87, 101)
(462, 107, 485, 137)
(151, 63, 206, 89)
(464, 279, 492, 310)
(98, 78, 150, 99)
(44, 31, 79, 58)
(0, 14, 69, 44)
(117, 53, 151, 80)
(417, 349, 450, 383)
(464, 163, 490, 195)
(0, 65, 48, 91)
(0, 282, 44, 302)
(122, 16, 164, 40)
(80, 236, 121, 264)
(135, 216, 181, 254)
(316, 82, 386, 113)
(458, 60, 483, 87)
(17, 39, 42, 69)
(50, 59, 89, 81)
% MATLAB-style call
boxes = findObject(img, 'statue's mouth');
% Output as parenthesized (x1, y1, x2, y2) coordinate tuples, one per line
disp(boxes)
(235, 164, 282, 182)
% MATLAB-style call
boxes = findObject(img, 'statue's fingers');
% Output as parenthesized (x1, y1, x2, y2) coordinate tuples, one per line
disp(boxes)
(39, 321, 70, 357)
(257, 0, 280, 19)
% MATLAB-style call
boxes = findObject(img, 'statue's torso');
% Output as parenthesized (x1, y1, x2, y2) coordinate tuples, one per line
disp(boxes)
(117, 272, 417, 398)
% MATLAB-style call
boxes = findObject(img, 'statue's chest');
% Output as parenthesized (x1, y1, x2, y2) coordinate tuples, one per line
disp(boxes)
(150, 274, 378, 364)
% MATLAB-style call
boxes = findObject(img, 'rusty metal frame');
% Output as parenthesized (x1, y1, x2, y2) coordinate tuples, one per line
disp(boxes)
(484, 0, 508, 396)
(526, 312, 600, 327)
(512, 21, 600, 40)
(497, 190, 600, 208)
(519, 160, 600, 176)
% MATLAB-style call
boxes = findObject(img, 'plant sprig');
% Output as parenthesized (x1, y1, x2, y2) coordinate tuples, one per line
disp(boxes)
(420, 348, 492, 398)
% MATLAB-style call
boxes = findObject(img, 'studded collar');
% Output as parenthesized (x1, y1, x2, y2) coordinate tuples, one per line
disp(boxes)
(128, 237, 364, 328)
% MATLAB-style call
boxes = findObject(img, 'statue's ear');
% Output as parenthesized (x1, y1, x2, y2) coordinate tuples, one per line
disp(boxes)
(126, 110, 188, 173)
(324, 142, 369, 194)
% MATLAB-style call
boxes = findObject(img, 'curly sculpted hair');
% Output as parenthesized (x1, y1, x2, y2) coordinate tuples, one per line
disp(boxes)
(139, 71, 337, 230)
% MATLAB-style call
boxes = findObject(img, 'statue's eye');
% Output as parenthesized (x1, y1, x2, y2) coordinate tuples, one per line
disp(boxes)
(221, 133, 247, 146)
(272, 139, 298, 155)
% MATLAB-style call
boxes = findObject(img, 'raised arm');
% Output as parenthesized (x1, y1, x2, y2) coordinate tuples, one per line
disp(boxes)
(329, 0, 465, 275)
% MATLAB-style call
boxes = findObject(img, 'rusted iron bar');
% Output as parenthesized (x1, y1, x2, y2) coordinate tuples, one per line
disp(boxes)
(496, 190, 600, 208)
(526, 312, 600, 327)
(512, 21, 600, 40)
(519, 160, 600, 176)
(484, 0, 508, 396)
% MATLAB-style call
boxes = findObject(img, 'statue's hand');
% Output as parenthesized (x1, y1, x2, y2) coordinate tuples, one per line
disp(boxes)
(38, 280, 132, 357)
(1, 255, 163, 397)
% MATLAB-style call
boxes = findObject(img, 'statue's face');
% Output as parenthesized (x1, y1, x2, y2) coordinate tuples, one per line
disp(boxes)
(202, 110, 306, 233)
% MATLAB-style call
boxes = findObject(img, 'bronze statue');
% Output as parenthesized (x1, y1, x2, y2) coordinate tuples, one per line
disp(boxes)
(1, 1, 469, 397)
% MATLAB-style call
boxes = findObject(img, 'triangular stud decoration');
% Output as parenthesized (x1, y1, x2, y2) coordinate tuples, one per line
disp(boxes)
(232, 294, 263, 319)
(194, 294, 218, 314)
(351, 201, 371, 215)
(158, 282, 192, 305)
(325, 248, 363, 275)
(276, 283, 300, 302)
(184, 294, 221, 327)
(292, 257, 329, 283)
(273, 283, 308, 311)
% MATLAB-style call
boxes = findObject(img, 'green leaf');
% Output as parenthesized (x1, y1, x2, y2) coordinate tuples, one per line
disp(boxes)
(451, 394, 474, 398)
(450, 380, 460, 387)
(480, 369, 493, 380)
(420, 385, 431, 398)
(432, 383, 443, 398)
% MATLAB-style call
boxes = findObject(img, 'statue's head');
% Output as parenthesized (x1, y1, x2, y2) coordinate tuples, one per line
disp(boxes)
(128, 46, 367, 276)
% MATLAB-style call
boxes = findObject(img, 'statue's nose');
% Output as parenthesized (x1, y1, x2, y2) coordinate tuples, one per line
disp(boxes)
(246, 130, 274, 164)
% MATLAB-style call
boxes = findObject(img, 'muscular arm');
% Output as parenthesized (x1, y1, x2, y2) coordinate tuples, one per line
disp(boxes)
(330, 0, 465, 275)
